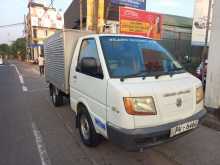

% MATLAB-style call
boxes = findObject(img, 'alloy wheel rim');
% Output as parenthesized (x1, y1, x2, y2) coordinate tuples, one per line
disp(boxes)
(80, 115, 90, 140)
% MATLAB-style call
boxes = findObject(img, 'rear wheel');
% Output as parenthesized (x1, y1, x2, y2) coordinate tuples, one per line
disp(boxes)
(50, 85, 63, 107)
(78, 108, 101, 147)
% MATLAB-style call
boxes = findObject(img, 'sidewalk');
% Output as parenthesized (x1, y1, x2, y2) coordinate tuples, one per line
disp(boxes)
(202, 108, 220, 131)
(25, 61, 41, 75)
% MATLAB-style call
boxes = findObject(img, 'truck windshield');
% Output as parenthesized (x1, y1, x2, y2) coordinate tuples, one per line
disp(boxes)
(100, 36, 184, 78)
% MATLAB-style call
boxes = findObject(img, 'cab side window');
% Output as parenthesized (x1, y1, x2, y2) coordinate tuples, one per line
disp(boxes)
(76, 39, 103, 79)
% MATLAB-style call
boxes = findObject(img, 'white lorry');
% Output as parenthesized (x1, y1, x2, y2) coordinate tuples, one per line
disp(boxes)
(44, 29, 206, 151)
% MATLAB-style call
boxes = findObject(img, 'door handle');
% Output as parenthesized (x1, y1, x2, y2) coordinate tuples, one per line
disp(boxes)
(73, 75, 77, 79)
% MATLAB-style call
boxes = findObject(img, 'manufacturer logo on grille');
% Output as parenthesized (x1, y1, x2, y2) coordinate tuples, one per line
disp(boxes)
(176, 98, 182, 107)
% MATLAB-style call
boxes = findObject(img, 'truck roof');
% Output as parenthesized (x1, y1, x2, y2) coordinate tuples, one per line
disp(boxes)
(82, 33, 153, 40)
(45, 29, 153, 42)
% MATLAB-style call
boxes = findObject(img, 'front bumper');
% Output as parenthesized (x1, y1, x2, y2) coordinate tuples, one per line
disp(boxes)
(107, 109, 206, 151)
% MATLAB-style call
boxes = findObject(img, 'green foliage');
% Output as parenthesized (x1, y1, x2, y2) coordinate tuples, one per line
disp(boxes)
(11, 38, 26, 57)
(0, 44, 10, 55)
(0, 38, 26, 58)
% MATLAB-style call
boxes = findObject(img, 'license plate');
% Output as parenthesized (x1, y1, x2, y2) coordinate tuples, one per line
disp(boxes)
(170, 120, 199, 137)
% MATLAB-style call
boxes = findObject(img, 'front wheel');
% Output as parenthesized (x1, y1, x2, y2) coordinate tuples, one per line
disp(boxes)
(79, 110, 101, 147)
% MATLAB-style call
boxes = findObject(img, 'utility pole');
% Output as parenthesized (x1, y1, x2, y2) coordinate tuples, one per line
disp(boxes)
(202, 0, 212, 85)
(93, 0, 98, 33)
(80, 0, 83, 31)
(28, 1, 33, 60)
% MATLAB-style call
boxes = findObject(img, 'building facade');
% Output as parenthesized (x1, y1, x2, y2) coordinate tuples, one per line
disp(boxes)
(25, 1, 64, 61)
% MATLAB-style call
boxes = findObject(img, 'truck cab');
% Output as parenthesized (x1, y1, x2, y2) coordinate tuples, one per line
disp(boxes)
(69, 34, 205, 150)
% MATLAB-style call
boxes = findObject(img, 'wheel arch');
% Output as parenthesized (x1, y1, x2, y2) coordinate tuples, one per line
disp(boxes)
(76, 101, 90, 128)
(75, 99, 104, 137)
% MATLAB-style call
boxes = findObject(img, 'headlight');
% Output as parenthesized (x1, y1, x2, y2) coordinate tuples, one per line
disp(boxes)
(123, 97, 157, 115)
(196, 86, 204, 104)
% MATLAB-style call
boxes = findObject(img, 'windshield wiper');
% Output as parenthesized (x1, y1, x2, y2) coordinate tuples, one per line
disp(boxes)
(120, 70, 150, 82)
(153, 71, 171, 79)
(154, 68, 185, 79)
(120, 68, 185, 82)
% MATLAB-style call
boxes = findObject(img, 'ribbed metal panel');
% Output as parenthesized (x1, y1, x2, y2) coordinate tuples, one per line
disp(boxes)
(44, 29, 92, 95)
(44, 32, 66, 93)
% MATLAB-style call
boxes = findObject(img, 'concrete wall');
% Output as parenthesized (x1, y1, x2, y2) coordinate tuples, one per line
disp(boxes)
(205, 0, 220, 109)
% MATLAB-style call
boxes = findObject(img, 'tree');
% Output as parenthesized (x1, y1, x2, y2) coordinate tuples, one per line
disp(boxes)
(0, 44, 10, 55)
(11, 38, 26, 58)
(0, 38, 26, 59)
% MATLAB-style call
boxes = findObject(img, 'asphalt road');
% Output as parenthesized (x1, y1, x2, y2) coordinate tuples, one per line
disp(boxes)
(0, 60, 220, 165)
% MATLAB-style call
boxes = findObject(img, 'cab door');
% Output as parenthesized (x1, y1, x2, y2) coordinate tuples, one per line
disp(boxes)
(70, 38, 108, 137)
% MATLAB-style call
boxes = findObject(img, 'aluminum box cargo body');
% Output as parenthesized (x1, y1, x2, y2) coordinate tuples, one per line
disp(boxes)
(44, 29, 91, 94)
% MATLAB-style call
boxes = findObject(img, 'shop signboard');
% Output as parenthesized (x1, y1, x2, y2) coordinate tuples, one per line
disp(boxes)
(119, 7, 162, 40)
(192, 0, 214, 46)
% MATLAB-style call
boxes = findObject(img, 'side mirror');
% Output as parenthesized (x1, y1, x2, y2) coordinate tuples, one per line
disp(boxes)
(81, 57, 103, 78)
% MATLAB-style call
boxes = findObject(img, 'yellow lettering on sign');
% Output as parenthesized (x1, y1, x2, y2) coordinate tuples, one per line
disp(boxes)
(120, 20, 149, 33)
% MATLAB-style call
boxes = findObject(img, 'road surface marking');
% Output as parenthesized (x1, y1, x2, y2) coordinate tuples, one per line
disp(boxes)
(32, 122, 51, 165)
(10, 64, 21, 76)
(19, 75, 24, 84)
(10, 64, 24, 84)
(10, 64, 29, 92)
(22, 86, 28, 92)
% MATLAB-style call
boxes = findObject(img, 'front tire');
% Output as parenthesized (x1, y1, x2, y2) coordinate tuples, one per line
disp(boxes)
(78, 109, 100, 147)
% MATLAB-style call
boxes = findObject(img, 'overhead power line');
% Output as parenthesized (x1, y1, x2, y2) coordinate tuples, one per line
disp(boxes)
(0, 23, 24, 29)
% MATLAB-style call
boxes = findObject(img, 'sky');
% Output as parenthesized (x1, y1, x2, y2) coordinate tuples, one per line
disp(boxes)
(146, 0, 195, 17)
(0, 0, 195, 44)
(0, 0, 72, 44)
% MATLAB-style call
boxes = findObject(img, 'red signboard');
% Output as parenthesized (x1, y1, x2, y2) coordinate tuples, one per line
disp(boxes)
(119, 7, 163, 40)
